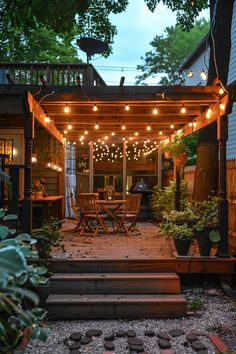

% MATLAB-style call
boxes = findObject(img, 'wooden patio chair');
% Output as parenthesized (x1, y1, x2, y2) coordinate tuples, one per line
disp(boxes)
(77, 193, 109, 236)
(116, 193, 142, 234)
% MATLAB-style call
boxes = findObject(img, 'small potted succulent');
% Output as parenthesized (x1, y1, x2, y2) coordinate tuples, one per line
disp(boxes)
(32, 178, 45, 199)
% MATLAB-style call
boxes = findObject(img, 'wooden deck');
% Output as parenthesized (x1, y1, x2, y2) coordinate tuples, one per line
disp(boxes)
(48, 220, 236, 274)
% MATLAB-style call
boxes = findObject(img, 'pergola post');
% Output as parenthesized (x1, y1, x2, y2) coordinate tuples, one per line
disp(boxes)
(157, 145, 162, 188)
(217, 114, 229, 257)
(122, 141, 127, 199)
(89, 141, 94, 192)
(175, 165, 181, 211)
(22, 92, 34, 234)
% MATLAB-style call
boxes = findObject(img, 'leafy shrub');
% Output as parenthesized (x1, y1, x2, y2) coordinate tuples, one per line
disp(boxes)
(0, 209, 49, 353)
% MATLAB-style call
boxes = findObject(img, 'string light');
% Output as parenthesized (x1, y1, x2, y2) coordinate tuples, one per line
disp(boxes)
(206, 107, 212, 119)
(180, 105, 186, 114)
(125, 104, 130, 111)
(64, 104, 70, 113)
(220, 103, 225, 111)
(85, 130, 88, 135)
(122, 123, 126, 130)
(68, 123, 72, 130)
(187, 70, 193, 78)
(93, 104, 98, 111)
(153, 105, 158, 115)
(147, 125, 151, 131)
(94, 122, 99, 129)
(135, 131, 139, 136)
(64, 129, 67, 134)
(170, 124, 174, 129)
(111, 131, 115, 136)
(200, 70, 207, 80)
(45, 116, 50, 123)
(219, 87, 224, 95)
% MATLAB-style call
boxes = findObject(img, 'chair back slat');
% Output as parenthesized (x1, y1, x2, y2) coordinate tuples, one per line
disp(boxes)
(78, 193, 99, 215)
(126, 194, 141, 214)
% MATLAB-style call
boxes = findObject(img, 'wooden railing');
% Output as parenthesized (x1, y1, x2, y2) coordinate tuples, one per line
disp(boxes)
(0, 63, 106, 86)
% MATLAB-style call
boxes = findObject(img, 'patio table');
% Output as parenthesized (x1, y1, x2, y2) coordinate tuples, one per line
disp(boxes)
(96, 199, 128, 234)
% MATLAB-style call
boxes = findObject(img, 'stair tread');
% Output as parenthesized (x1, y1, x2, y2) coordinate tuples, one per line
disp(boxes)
(46, 294, 186, 304)
(51, 272, 179, 280)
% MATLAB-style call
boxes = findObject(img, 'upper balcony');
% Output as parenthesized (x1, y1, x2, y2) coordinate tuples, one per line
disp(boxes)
(0, 62, 106, 86)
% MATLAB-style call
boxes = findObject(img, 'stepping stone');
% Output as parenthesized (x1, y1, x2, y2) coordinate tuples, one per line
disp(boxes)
(191, 340, 207, 351)
(127, 329, 136, 337)
(197, 351, 209, 354)
(145, 330, 155, 337)
(186, 333, 198, 342)
(169, 329, 185, 337)
(86, 329, 102, 337)
(104, 332, 115, 341)
(81, 336, 92, 345)
(129, 344, 144, 352)
(104, 341, 114, 351)
(128, 337, 144, 346)
(158, 339, 171, 349)
(69, 342, 81, 350)
(158, 331, 171, 340)
(70, 350, 81, 354)
(69, 332, 82, 342)
(160, 350, 175, 354)
(116, 330, 126, 337)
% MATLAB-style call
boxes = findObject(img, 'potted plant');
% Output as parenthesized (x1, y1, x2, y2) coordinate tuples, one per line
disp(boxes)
(162, 131, 188, 167)
(32, 178, 45, 199)
(32, 218, 64, 259)
(161, 210, 194, 255)
(192, 195, 221, 256)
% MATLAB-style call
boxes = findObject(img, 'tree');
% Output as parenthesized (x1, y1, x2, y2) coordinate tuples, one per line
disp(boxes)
(0, 0, 209, 63)
(135, 19, 209, 85)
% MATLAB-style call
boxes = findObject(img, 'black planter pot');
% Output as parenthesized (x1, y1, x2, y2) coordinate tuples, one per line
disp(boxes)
(174, 238, 191, 256)
(195, 228, 212, 256)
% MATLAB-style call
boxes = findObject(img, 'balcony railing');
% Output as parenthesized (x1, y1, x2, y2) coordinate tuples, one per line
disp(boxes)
(0, 63, 106, 86)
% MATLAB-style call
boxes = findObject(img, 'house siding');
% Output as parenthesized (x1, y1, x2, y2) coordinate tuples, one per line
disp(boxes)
(228, 1, 236, 85)
(182, 47, 210, 86)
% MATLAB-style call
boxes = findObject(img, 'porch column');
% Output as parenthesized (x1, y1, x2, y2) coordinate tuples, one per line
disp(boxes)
(157, 145, 162, 188)
(122, 141, 127, 199)
(22, 91, 34, 234)
(217, 114, 229, 257)
(89, 141, 93, 192)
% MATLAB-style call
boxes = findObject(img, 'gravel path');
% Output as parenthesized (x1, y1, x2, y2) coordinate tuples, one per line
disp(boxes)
(25, 288, 236, 354)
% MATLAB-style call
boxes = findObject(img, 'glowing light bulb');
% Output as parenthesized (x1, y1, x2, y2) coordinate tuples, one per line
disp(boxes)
(64, 104, 70, 113)
(111, 131, 115, 136)
(180, 105, 186, 114)
(45, 116, 50, 123)
(135, 132, 138, 136)
(85, 130, 88, 135)
(147, 125, 151, 131)
(93, 104, 98, 111)
(159, 131, 163, 135)
(122, 123, 126, 130)
(219, 87, 224, 95)
(200, 70, 207, 80)
(187, 70, 193, 78)
(153, 106, 158, 115)
(64, 130, 67, 134)
(68, 123, 72, 130)
(94, 122, 99, 129)
(170, 124, 174, 129)
(220, 103, 225, 111)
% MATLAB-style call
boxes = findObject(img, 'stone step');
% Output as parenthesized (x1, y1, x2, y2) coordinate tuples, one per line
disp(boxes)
(50, 272, 180, 294)
(46, 294, 187, 319)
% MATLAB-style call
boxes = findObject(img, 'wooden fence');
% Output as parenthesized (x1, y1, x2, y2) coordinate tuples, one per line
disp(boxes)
(163, 161, 236, 250)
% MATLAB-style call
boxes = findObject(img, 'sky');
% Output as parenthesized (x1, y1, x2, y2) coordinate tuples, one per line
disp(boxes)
(77, 1, 209, 86)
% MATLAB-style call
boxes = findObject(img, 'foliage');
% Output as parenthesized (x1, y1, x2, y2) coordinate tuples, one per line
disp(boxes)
(136, 19, 209, 85)
(32, 179, 45, 193)
(183, 133, 198, 166)
(0, 1, 209, 62)
(32, 218, 64, 259)
(0, 209, 49, 353)
(161, 207, 194, 240)
(192, 195, 221, 242)
(150, 180, 188, 220)
(188, 296, 204, 311)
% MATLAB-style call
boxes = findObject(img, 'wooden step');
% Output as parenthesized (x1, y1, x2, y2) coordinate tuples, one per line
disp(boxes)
(50, 272, 180, 294)
(46, 294, 187, 319)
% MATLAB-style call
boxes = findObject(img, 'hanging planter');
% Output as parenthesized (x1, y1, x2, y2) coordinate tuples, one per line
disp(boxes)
(163, 132, 187, 167)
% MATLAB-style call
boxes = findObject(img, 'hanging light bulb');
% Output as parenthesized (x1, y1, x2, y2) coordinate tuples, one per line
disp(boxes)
(31, 154, 37, 164)
(206, 107, 212, 119)
(220, 103, 225, 111)
(135, 132, 138, 136)
(73, 142, 76, 145)
(111, 131, 115, 136)
(64, 104, 70, 113)
(180, 105, 186, 114)
(219, 87, 224, 95)
(93, 104, 98, 111)
(200, 70, 207, 80)
(45, 116, 50, 123)
(68, 123, 72, 130)
(187, 70, 193, 78)
(94, 122, 99, 129)
(105, 135, 108, 140)
(64, 129, 68, 134)
(125, 104, 130, 111)
(85, 130, 88, 135)
(159, 131, 163, 135)
(122, 123, 126, 130)
(170, 124, 174, 129)
(147, 125, 151, 131)
(153, 105, 158, 115)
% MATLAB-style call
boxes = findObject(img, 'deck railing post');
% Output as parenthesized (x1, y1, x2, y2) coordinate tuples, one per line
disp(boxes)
(217, 114, 229, 257)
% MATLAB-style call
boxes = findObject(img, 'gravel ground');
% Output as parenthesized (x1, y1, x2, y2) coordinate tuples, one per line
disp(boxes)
(24, 287, 236, 354)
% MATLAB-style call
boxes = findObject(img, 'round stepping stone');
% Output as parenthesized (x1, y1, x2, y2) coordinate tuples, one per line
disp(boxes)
(69, 332, 82, 342)
(86, 329, 102, 337)
(69, 342, 81, 350)
(104, 341, 115, 350)
(191, 341, 207, 351)
(116, 330, 126, 337)
(127, 329, 136, 337)
(145, 330, 155, 337)
(169, 329, 185, 337)
(128, 337, 144, 346)
(129, 344, 144, 352)
(158, 331, 171, 340)
(104, 332, 115, 341)
(81, 336, 92, 345)
(186, 333, 198, 342)
(158, 339, 171, 349)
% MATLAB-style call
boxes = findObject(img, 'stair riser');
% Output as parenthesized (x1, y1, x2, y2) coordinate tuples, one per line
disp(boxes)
(51, 279, 180, 294)
(47, 302, 187, 320)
